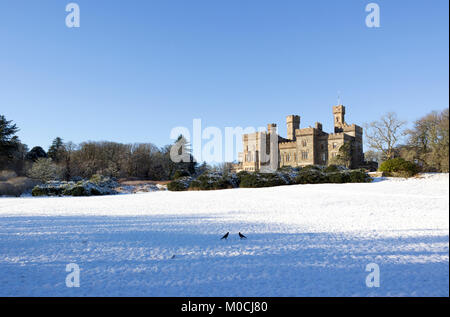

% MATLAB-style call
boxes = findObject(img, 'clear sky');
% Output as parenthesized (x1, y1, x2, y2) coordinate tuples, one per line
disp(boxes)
(0, 0, 448, 160)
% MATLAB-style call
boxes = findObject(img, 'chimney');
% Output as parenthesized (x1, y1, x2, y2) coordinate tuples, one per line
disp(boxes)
(286, 115, 300, 140)
(315, 122, 322, 131)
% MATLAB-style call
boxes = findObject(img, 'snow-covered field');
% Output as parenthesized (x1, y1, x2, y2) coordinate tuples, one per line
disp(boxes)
(0, 174, 448, 296)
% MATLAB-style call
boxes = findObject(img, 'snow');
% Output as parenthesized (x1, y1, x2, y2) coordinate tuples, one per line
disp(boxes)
(0, 173, 448, 296)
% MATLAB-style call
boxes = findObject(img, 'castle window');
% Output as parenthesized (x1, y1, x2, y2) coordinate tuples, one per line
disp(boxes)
(302, 139, 307, 147)
(301, 151, 308, 160)
(333, 142, 337, 149)
(287, 153, 293, 162)
(322, 153, 326, 162)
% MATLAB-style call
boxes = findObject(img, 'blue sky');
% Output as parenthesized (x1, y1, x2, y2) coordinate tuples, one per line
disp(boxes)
(0, 0, 448, 159)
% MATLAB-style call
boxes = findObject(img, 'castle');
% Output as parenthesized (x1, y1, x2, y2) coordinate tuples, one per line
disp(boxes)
(234, 105, 364, 172)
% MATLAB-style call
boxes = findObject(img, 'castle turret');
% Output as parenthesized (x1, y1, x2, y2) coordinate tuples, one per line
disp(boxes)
(286, 115, 300, 140)
(333, 105, 346, 132)
(267, 123, 277, 135)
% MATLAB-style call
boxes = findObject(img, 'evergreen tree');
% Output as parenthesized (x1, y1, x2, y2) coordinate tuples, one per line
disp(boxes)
(25, 146, 47, 162)
(169, 135, 197, 177)
(48, 137, 66, 163)
(0, 115, 22, 170)
(0, 115, 20, 158)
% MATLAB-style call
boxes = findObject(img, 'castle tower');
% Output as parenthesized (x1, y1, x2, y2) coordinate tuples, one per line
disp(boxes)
(333, 105, 346, 132)
(286, 115, 300, 140)
(267, 123, 277, 135)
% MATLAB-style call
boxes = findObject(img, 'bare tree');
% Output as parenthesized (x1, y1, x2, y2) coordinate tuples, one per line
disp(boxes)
(402, 108, 449, 172)
(364, 112, 406, 160)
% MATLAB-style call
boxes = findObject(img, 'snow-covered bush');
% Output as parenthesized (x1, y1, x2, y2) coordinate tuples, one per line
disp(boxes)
(295, 168, 328, 184)
(189, 172, 234, 190)
(173, 170, 191, 180)
(28, 158, 62, 182)
(323, 165, 348, 173)
(238, 172, 288, 188)
(31, 178, 118, 197)
(166, 166, 371, 191)
(167, 176, 194, 191)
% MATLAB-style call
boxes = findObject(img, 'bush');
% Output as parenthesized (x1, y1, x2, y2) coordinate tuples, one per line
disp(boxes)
(31, 186, 48, 197)
(189, 172, 233, 190)
(63, 184, 88, 196)
(348, 170, 371, 183)
(239, 172, 287, 188)
(323, 165, 340, 173)
(173, 170, 190, 180)
(167, 176, 193, 191)
(32, 182, 65, 196)
(326, 172, 347, 183)
(379, 158, 419, 177)
(167, 167, 372, 191)
(300, 165, 323, 171)
(28, 158, 61, 182)
(31, 179, 118, 197)
(89, 174, 118, 188)
(295, 169, 328, 184)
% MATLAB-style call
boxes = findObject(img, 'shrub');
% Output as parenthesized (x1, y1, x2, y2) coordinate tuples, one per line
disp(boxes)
(31, 186, 48, 197)
(167, 176, 193, 191)
(31, 179, 117, 197)
(326, 172, 347, 183)
(324, 165, 340, 173)
(239, 172, 287, 188)
(295, 169, 328, 184)
(173, 170, 190, 180)
(32, 182, 65, 196)
(28, 158, 61, 182)
(189, 172, 232, 190)
(348, 170, 371, 183)
(89, 174, 104, 184)
(379, 158, 419, 177)
(300, 165, 322, 171)
(63, 184, 88, 196)
(89, 174, 118, 188)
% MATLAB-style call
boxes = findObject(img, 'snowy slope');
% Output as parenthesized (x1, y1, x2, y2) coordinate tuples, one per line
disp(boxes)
(0, 174, 448, 296)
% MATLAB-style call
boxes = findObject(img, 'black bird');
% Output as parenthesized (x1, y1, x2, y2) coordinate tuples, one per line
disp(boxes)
(221, 232, 229, 240)
(238, 232, 247, 239)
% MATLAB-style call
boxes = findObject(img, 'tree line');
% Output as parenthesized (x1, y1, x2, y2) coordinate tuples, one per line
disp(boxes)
(0, 115, 197, 181)
(1, 107, 449, 183)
